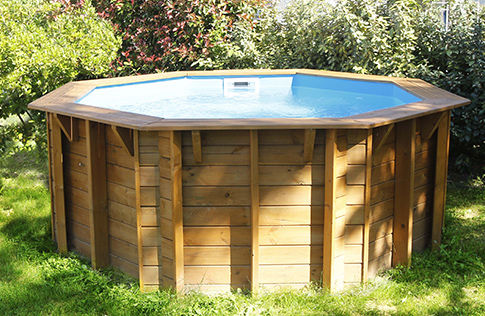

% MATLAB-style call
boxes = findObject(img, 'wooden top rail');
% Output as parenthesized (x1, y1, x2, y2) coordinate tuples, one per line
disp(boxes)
(28, 69, 470, 131)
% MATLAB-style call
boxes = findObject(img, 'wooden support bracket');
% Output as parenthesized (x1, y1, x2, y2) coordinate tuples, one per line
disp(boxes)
(373, 123, 394, 153)
(191, 131, 202, 163)
(112, 125, 134, 156)
(303, 129, 316, 163)
(54, 113, 78, 142)
(418, 112, 446, 141)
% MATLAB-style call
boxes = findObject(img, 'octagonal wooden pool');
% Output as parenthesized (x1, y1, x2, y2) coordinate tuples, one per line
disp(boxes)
(29, 69, 469, 293)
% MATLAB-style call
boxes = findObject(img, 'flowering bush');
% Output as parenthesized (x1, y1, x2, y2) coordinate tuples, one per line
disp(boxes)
(93, 0, 264, 74)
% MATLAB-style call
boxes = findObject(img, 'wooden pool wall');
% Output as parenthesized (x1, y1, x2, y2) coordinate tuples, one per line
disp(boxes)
(46, 111, 450, 293)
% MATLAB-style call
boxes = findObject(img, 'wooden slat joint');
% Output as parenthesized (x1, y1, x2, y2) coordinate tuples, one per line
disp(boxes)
(303, 129, 316, 163)
(112, 125, 134, 156)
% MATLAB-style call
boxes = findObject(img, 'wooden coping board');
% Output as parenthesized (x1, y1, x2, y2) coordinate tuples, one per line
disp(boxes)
(28, 69, 470, 131)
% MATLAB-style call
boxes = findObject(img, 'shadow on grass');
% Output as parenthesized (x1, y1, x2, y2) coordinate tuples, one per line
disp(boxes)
(386, 184, 485, 313)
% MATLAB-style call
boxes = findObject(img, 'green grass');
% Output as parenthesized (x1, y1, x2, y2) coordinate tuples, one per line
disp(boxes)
(0, 149, 484, 315)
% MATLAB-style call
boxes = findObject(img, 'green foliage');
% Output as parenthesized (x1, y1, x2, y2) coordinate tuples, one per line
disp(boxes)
(0, 148, 484, 314)
(92, 0, 264, 74)
(226, 0, 484, 173)
(0, 0, 120, 152)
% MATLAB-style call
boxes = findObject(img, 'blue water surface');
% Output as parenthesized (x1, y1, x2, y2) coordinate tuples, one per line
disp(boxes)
(76, 74, 421, 119)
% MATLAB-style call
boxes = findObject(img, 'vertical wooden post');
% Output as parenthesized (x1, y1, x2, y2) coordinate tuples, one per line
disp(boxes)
(46, 114, 55, 241)
(134, 131, 145, 290)
(86, 121, 109, 269)
(303, 129, 316, 163)
(362, 129, 373, 282)
(392, 119, 416, 267)
(51, 113, 68, 253)
(431, 111, 450, 250)
(250, 130, 260, 293)
(170, 131, 184, 293)
(323, 129, 346, 291)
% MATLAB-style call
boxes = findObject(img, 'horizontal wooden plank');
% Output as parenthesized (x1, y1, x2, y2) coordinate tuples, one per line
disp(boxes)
(347, 144, 366, 164)
(184, 207, 250, 226)
(371, 181, 394, 205)
(414, 185, 432, 206)
(107, 164, 135, 189)
(183, 186, 250, 206)
(69, 220, 90, 243)
(140, 166, 159, 186)
(182, 166, 250, 186)
(260, 165, 326, 186)
(109, 219, 137, 245)
(70, 237, 91, 258)
(106, 143, 134, 170)
(64, 152, 87, 174)
(184, 246, 251, 265)
(110, 236, 138, 264)
(184, 266, 250, 285)
(260, 206, 324, 226)
(369, 234, 392, 261)
(65, 186, 89, 210)
(347, 129, 368, 145)
(412, 234, 430, 253)
(140, 207, 158, 226)
(368, 252, 392, 279)
(371, 160, 395, 185)
(369, 217, 393, 242)
(107, 182, 136, 208)
(260, 186, 324, 206)
(109, 201, 137, 227)
(67, 203, 89, 227)
(182, 145, 250, 165)
(259, 145, 324, 165)
(345, 225, 363, 245)
(414, 166, 433, 188)
(344, 263, 362, 283)
(64, 169, 88, 192)
(159, 157, 171, 179)
(346, 185, 365, 205)
(110, 254, 138, 278)
(413, 217, 432, 240)
(259, 226, 323, 245)
(64, 137, 87, 156)
(184, 227, 251, 246)
(346, 205, 364, 225)
(259, 245, 322, 265)
(372, 142, 395, 166)
(184, 284, 249, 293)
(259, 264, 322, 284)
(183, 130, 250, 146)
(259, 130, 324, 145)
(370, 199, 394, 223)
(415, 150, 433, 171)
(347, 165, 365, 185)
(345, 245, 363, 263)
(141, 186, 160, 207)
(414, 201, 432, 222)
(139, 131, 159, 146)
(143, 240, 174, 265)
(140, 152, 159, 165)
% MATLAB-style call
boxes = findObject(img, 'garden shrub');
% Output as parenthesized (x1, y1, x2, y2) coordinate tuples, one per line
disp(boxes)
(0, 0, 120, 151)
(92, 0, 265, 74)
(231, 0, 484, 174)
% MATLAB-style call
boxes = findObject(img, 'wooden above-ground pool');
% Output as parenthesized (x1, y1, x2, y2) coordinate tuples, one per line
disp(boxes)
(29, 69, 469, 293)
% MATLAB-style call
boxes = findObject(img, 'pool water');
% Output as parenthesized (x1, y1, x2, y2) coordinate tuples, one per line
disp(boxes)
(76, 74, 421, 119)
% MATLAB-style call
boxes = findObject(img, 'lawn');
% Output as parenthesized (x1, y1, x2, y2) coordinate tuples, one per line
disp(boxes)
(0, 148, 484, 315)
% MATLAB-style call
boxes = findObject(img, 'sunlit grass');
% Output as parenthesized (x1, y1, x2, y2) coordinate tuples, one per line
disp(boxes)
(0, 149, 484, 315)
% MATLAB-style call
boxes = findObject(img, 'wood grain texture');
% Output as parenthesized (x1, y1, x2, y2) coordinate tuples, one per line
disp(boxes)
(170, 131, 184, 292)
(51, 113, 68, 253)
(362, 129, 372, 282)
(393, 119, 416, 267)
(86, 121, 109, 268)
(191, 131, 202, 163)
(432, 111, 450, 249)
(250, 130, 259, 293)
(134, 131, 145, 290)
